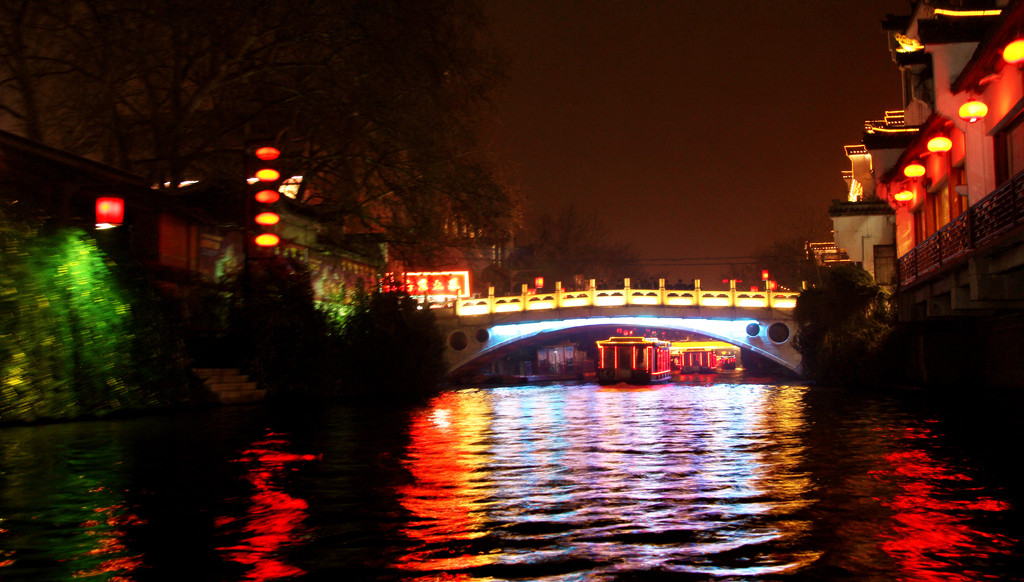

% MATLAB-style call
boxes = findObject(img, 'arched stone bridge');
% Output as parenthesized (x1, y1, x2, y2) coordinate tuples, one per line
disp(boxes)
(433, 279, 803, 378)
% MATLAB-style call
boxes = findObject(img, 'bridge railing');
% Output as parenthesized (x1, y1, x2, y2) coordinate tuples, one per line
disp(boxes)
(453, 278, 799, 317)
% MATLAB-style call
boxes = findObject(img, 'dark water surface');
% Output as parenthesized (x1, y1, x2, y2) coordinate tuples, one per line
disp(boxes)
(1, 381, 1021, 581)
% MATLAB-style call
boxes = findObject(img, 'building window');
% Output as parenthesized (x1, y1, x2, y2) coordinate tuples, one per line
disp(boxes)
(874, 245, 896, 286)
(995, 113, 1024, 184)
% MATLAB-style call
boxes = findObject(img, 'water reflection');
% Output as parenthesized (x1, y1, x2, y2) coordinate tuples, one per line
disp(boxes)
(871, 426, 1015, 581)
(215, 430, 318, 581)
(392, 383, 1018, 580)
(394, 390, 498, 572)
(0, 384, 1018, 580)
(394, 384, 819, 578)
(0, 421, 145, 581)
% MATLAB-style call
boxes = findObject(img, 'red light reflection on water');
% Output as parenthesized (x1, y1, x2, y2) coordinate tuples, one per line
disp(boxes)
(216, 431, 317, 581)
(870, 426, 1015, 581)
(394, 391, 497, 572)
(72, 499, 146, 580)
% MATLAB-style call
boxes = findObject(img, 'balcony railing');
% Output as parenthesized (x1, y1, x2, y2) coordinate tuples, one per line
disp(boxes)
(898, 171, 1024, 287)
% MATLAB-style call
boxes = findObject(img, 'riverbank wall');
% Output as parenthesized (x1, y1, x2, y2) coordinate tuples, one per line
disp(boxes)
(901, 311, 1024, 393)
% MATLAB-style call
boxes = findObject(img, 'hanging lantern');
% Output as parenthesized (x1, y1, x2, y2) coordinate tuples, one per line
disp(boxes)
(254, 167, 281, 182)
(254, 146, 280, 161)
(1003, 39, 1024, 64)
(894, 190, 915, 202)
(254, 233, 280, 247)
(534, 276, 544, 289)
(254, 211, 280, 226)
(95, 197, 125, 226)
(958, 100, 988, 123)
(254, 189, 280, 204)
(903, 162, 926, 178)
(927, 136, 953, 153)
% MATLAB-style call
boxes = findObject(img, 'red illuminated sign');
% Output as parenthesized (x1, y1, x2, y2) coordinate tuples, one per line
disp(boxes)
(404, 271, 470, 298)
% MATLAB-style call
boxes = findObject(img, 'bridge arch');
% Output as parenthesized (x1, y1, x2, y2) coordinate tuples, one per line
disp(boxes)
(440, 315, 802, 378)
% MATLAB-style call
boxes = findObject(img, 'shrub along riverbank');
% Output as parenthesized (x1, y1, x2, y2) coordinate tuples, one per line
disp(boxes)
(236, 259, 446, 404)
(793, 263, 905, 388)
(1, 219, 202, 424)
(1, 210, 446, 425)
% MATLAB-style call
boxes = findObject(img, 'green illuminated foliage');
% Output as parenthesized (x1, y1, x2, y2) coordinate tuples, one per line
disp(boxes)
(1, 213, 196, 423)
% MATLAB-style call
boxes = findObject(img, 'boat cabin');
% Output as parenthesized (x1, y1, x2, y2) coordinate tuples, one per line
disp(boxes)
(595, 336, 672, 385)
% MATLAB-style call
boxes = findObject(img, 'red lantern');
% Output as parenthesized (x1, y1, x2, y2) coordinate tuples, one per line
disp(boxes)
(903, 162, 926, 178)
(254, 146, 280, 161)
(535, 276, 544, 289)
(95, 197, 125, 225)
(926, 136, 952, 153)
(254, 189, 280, 204)
(248, 142, 284, 247)
(254, 167, 281, 182)
(254, 233, 280, 247)
(958, 100, 988, 123)
(1004, 39, 1024, 64)
(254, 211, 280, 226)
(761, 269, 769, 281)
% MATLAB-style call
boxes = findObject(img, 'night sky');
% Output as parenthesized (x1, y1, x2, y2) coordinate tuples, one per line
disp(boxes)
(482, 0, 908, 281)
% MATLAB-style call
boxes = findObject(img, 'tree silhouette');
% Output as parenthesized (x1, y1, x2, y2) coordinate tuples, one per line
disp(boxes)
(0, 0, 516, 259)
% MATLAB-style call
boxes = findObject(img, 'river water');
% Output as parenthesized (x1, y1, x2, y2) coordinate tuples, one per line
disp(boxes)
(1, 380, 1021, 581)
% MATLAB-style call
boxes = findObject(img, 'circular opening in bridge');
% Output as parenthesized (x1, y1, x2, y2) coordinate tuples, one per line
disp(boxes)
(746, 323, 761, 337)
(767, 322, 790, 344)
(448, 331, 468, 351)
(475, 328, 490, 343)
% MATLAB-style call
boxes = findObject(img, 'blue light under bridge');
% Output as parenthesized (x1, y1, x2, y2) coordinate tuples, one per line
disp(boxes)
(440, 315, 802, 377)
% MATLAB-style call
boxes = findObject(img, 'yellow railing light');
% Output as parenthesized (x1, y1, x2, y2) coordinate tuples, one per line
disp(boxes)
(630, 297, 659, 305)
(737, 298, 768, 307)
(701, 298, 731, 307)
(665, 297, 696, 306)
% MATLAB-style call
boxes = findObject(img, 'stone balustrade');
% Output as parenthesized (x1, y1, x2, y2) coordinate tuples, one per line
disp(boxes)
(452, 278, 799, 317)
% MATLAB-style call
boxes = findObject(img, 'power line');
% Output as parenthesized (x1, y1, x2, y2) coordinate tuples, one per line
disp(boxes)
(635, 257, 762, 265)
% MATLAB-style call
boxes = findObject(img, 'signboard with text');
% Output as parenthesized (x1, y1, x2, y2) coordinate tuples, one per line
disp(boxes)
(404, 271, 471, 299)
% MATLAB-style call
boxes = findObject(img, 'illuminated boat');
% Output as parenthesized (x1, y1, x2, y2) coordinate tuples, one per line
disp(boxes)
(670, 340, 740, 373)
(595, 336, 672, 385)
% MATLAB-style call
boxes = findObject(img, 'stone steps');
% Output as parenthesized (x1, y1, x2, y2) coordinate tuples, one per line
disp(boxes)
(194, 368, 266, 405)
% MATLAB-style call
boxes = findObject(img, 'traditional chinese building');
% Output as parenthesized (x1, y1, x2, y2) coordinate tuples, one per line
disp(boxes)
(845, 1, 1024, 389)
